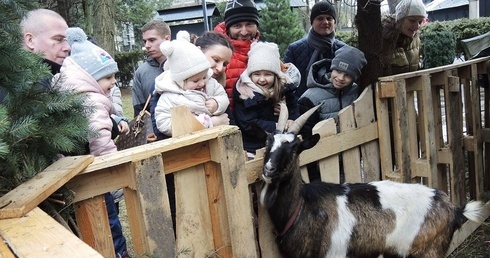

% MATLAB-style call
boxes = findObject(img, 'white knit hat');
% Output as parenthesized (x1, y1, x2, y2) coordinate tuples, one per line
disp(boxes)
(247, 42, 284, 78)
(66, 27, 118, 81)
(395, 0, 427, 21)
(176, 30, 190, 42)
(160, 40, 210, 86)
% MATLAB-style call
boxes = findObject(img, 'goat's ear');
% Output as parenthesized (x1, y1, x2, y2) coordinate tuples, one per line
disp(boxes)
(252, 123, 268, 143)
(298, 134, 320, 153)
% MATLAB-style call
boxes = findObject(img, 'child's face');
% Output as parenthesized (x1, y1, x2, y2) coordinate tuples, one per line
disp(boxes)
(97, 73, 116, 94)
(250, 70, 275, 89)
(331, 70, 353, 89)
(184, 70, 209, 91)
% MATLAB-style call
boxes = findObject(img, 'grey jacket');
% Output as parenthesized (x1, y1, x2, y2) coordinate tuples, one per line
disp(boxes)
(298, 58, 360, 121)
(131, 56, 163, 117)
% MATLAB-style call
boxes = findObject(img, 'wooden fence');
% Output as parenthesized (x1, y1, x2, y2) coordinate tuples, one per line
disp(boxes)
(0, 57, 490, 257)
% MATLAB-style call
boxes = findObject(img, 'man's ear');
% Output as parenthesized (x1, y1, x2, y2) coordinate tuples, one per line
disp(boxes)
(164, 35, 171, 41)
(23, 33, 35, 50)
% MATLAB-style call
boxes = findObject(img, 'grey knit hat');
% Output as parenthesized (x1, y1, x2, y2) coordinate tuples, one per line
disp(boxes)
(224, 0, 260, 29)
(395, 0, 427, 21)
(247, 42, 285, 78)
(159, 39, 211, 87)
(330, 46, 367, 81)
(66, 27, 118, 81)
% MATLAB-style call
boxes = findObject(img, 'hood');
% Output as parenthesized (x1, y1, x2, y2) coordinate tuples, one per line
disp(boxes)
(306, 58, 333, 90)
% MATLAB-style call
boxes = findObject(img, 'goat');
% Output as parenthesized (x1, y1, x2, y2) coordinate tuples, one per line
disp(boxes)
(259, 103, 484, 258)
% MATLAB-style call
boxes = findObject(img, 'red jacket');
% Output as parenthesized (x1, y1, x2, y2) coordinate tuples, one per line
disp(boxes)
(214, 22, 260, 110)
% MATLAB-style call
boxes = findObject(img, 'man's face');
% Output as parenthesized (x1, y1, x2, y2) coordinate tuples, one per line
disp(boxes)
(311, 14, 336, 37)
(227, 21, 258, 41)
(142, 29, 169, 63)
(24, 16, 70, 65)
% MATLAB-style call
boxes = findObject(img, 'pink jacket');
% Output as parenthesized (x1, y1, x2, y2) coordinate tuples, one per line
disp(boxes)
(58, 57, 117, 156)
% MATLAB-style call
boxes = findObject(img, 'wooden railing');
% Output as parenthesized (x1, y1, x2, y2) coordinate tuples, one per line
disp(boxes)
(1, 57, 490, 257)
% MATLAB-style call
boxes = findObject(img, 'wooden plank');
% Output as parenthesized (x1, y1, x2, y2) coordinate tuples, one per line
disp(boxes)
(378, 56, 490, 82)
(175, 166, 214, 257)
(312, 118, 340, 183)
(79, 125, 237, 174)
(67, 163, 133, 203)
(121, 185, 150, 257)
(0, 155, 93, 219)
(132, 155, 175, 257)
(446, 201, 490, 256)
(375, 81, 394, 180)
(73, 195, 114, 258)
(0, 207, 102, 257)
(419, 74, 439, 188)
(209, 131, 258, 257)
(162, 142, 211, 174)
(406, 80, 419, 183)
(354, 86, 381, 182)
(339, 104, 362, 183)
(204, 161, 232, 257)
(171, 105, 206, 136)
(378, 81, 396, 98)
(394, 79, 412, 182)
(302, 121, 378, 165)
(0, 234, 15, 258)
(171, 106, 214, 257)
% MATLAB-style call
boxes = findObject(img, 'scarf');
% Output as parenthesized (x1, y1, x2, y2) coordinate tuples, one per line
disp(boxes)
(306, 28, 335, 71)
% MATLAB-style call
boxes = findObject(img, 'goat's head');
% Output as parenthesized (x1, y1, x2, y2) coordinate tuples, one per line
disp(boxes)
(261, 103, 320, 184)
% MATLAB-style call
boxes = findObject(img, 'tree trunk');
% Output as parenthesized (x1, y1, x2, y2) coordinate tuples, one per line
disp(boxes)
(82, 0, 94, 36)
(56, 0, 71, 25)
(356, 0, 383, 90)
(93, 0, 116, 55)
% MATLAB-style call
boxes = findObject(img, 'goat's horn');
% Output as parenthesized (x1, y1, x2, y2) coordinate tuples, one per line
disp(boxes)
(287, 105, 321, 134)
(276, 102, 289, 133)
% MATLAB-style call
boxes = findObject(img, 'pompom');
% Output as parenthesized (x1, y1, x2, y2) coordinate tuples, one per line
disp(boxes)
(159, 40, 174, 57)
(66, 27, 87, 46)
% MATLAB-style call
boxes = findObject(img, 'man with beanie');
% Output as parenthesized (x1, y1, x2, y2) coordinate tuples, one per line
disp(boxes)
(214, 0, 260, 111)
(284, 0, 347, 99)
(382, 0, 427, 75)
(57, 27, 130, 258)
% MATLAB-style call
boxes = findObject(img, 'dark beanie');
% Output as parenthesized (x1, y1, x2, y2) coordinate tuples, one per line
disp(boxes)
(310, 1, 337, 24)
(224, 0, 260, 29)
(330, 46, 367, 81)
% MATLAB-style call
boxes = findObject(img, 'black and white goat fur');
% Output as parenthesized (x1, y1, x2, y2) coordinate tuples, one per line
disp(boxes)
(259, 103, 484, 258)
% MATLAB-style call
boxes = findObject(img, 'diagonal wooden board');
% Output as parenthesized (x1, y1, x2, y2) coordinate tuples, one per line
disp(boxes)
(0, 155, 93, 219)
(0, 207, 102, 257)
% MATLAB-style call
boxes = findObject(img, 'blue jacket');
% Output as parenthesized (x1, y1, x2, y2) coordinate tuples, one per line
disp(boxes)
(284, 37, 346, 98)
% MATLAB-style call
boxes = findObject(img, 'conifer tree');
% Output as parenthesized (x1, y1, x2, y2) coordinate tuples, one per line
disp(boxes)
(259, 0, 305, 57)
(0, 0, 91, 195)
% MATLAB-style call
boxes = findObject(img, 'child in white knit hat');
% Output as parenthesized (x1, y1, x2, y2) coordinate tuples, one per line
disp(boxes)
(56, 27, 130, 258)
(233, 41, 300, 158)
(153, 39, 230, 137)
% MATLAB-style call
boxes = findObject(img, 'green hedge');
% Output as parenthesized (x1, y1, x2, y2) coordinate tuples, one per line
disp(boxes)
(114, 50, 145, 88)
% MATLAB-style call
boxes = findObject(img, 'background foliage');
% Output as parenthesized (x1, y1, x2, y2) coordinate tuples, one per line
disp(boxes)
(259, 0, 305, 57)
